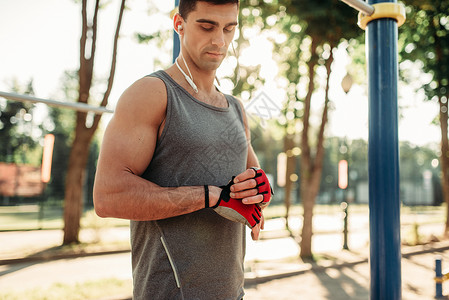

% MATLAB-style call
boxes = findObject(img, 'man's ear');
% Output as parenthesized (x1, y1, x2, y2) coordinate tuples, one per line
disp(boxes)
(173, 13, 184, 35)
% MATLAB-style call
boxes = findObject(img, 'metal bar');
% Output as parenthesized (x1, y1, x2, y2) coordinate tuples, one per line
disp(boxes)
(340, 0, 375, 15)
(0, 91, 113, 115)
(173, 0, 180, 63)
(436, 257, 443, 298)
(366, 0, 401, 299)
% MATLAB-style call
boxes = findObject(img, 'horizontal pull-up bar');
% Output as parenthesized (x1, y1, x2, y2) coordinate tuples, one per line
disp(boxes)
(340, 0, 374, 16)
(0, 91, 114, 115)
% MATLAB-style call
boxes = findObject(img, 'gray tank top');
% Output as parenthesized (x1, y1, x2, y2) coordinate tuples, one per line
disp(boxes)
(130, 70, 248, 300)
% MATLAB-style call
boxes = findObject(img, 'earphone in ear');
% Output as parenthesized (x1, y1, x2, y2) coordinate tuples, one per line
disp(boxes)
(178, 25, 182, 31)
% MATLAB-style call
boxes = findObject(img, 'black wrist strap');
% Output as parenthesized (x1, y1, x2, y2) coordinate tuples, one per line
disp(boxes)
(204, 185, 209, 208)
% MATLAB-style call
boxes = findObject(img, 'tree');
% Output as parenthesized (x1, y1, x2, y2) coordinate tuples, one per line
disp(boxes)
(398, 0, 449, 234)
(46, 71, 78, 204)
(265, 8, 305, 228)
(0, 80, 40, 165)
(278, 0, 362, 259)
(0, 80, 45, 204)
(63, 0, 126, 244)
(230, 1, 363, 257)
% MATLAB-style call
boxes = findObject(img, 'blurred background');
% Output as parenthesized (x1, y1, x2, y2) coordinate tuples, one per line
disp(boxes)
(0, 0, 448, 299)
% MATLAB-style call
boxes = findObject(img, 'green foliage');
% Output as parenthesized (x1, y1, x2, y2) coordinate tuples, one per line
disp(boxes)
(46, 107, 74, 202)
(285, 0, 362, 45)
(398, 0, 449, 214)
(227, 2, 280, 98)
(44, 70, 100, 205)
(318, 138, 439, 203)
(263, 0, 365, 133)
(319, 137, 368, 202)
(399, 0, 449, 100)
(0, 80, 43, 165)
(135, 2, 173, 70)
(346, 39, 367, 85)
(42, 71, 77, 202)
(399, 141, 440, 182)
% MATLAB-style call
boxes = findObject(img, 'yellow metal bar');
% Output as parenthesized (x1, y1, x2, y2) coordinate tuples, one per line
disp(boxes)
(435, 277, 445, 284)
(434, 272, 449, 283)
(358, 3, 406, 30)
(170, 7, 179, 19)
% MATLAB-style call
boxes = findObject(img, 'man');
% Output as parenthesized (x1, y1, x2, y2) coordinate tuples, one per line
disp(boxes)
(93, 0, 272, 299)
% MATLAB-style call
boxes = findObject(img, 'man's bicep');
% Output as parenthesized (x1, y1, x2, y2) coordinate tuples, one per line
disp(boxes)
(97, 77, 167, 177)
(98, 116, 158, 177)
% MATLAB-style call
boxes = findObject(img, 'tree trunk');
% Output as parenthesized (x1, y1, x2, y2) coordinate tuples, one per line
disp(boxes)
(299, 42, 334, 259)
(300, 175, 321, 257)
(432, 25, 449, 236)
(63, 124, 95, 244)
(440, 97, 449, 235)
(299, 38, 318, 259)
(299, 159, 326, 259)
(62, 0, 126, 245)
(284, 133, 296, 229)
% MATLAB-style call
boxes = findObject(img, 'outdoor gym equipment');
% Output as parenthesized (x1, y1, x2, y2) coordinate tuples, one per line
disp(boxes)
(435, 257, 449, 299)
(342, 1, 406, 298)
(170, 1, 404, 298)
(356, 1, 405, 299)
(0, 91, 113, 115)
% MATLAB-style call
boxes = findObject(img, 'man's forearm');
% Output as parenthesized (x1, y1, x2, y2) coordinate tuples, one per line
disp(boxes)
(94, 171, 220, 221)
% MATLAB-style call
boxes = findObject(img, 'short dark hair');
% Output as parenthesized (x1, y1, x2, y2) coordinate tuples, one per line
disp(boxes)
(179, 0, 239, 20)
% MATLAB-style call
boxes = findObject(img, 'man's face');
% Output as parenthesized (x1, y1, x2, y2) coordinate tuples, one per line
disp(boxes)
(181, 2, 238, 71)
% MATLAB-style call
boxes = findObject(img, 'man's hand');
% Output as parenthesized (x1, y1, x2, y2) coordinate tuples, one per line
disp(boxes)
(230, 168, 272, 240)
(210, 168, 272, 240)
(230, 168, 273, 206)
(212, 178, 262, 229)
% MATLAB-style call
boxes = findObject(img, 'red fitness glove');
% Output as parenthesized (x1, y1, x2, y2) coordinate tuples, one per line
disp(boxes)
(251, 167, 274, 207)
(213, 177, 262, 229)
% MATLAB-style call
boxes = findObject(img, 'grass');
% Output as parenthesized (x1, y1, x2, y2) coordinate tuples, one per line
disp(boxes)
(0, 203, 446, 232)
(0, 205, 129, 231)
(0, 205, 63, 231)
(264, 203, 446, 222)
(0, 278, 132, 300)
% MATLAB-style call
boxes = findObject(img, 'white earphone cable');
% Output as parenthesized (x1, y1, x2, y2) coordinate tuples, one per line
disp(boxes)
(175, 56, 199, 93)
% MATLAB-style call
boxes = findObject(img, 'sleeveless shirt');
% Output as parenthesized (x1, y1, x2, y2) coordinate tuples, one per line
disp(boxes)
(130, 70, 248, 300)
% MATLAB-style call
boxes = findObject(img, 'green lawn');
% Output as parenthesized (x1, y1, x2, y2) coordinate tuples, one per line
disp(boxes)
(0, 205, 129, 231)
(0, 278, 132, 300)
(0, 203, 446, 231)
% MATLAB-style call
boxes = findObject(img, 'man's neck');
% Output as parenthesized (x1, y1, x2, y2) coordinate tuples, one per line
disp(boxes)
(178, 54, 219, 95)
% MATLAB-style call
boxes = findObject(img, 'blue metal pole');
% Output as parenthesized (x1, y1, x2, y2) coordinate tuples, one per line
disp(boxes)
(436, 257, 443, 298)
(173, 0, 180, 63)
(367, 1, 401, 299)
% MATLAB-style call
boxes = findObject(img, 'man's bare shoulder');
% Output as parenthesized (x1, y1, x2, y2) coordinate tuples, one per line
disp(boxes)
(116, 76, 166, 110)
(114, 76, 167, 125)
